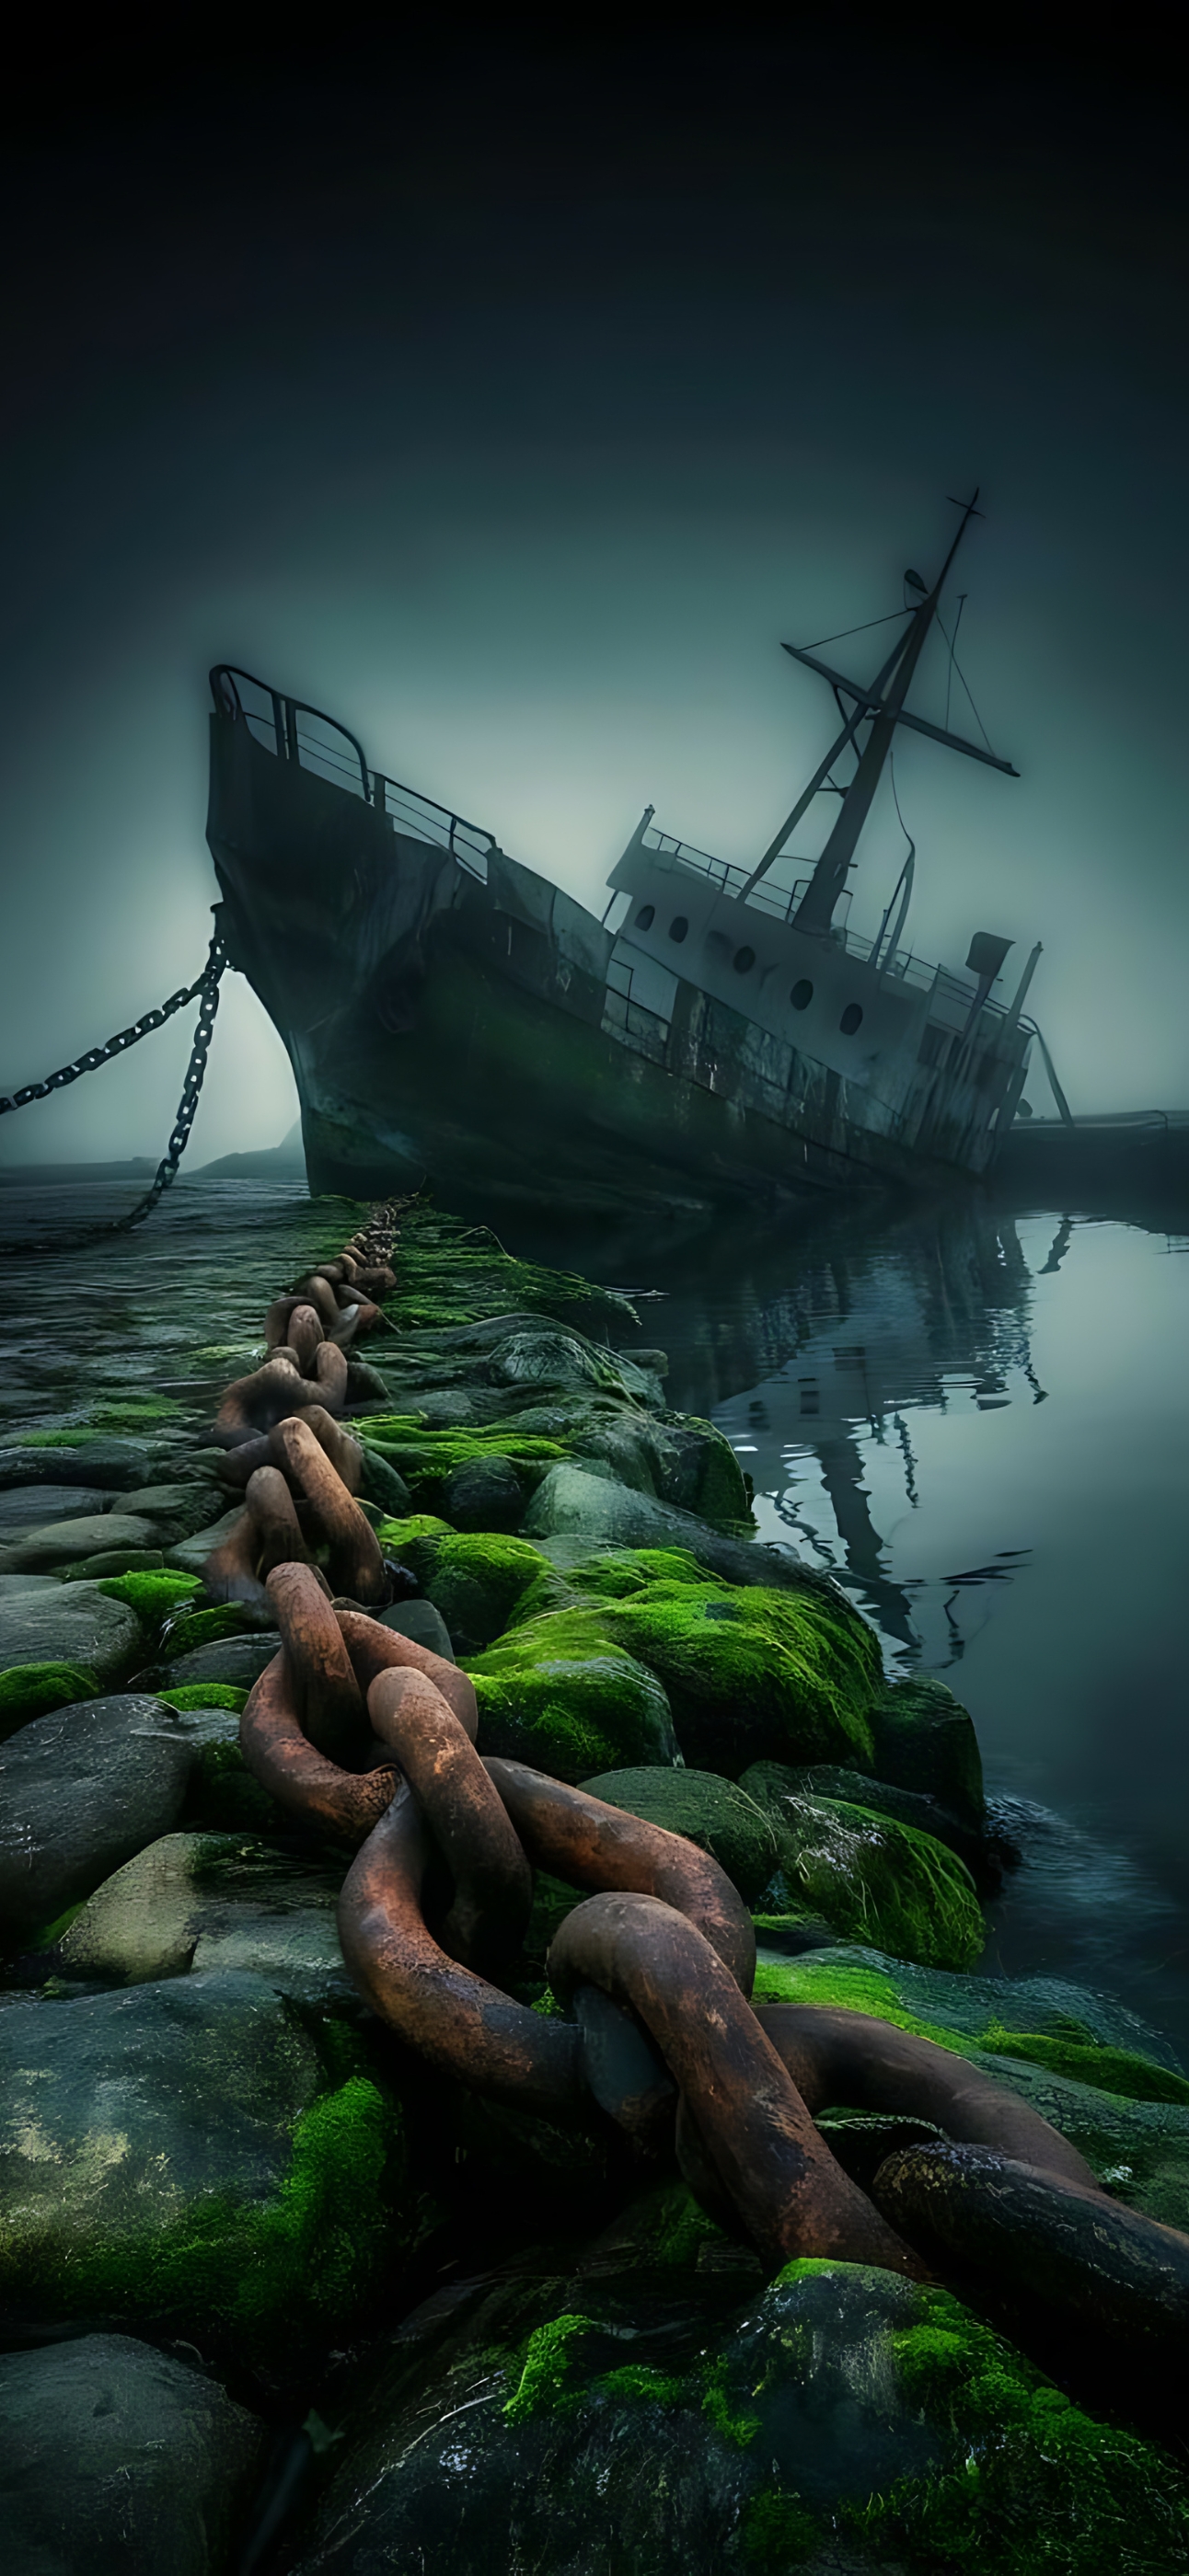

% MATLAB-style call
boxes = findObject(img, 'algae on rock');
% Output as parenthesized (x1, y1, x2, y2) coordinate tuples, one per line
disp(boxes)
(0, 1971, 418, 2351)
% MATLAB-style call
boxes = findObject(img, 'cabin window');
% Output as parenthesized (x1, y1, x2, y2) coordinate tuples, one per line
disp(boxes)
(918, 1023, 947, 1068)
(791, 978, 814, 1010)
(635, 903, 655, 930)
(733, 945, 756, 974)
(669, 915, 688, 943)
(839, 1003, 863, 1036)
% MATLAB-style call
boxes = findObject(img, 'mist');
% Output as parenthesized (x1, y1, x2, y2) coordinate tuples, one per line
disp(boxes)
(1, 29, 1185, 1169)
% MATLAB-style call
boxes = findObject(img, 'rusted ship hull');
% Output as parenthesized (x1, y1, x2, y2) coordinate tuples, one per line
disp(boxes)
(206, 687, 1027, 1217)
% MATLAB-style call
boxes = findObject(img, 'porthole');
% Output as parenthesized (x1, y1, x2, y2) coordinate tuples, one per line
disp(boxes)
(733, 945, 756, 973)
(840, 1003, 864, 1036)
(791, 978, 814, 1010)
(669, 914, 688, 943)
(635, 903, 655, 930)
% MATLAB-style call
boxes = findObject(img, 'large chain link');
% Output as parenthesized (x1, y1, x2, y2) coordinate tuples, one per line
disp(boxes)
(0, 930, 227, 1256)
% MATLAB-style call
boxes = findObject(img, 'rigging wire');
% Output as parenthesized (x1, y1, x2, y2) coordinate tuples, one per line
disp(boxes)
(945, 592, 966, 733)
(937, 604, 995, 753)
(796, 605, 914, 652)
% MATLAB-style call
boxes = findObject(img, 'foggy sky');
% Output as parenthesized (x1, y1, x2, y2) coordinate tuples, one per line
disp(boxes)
(1, 28, 1185, 1168)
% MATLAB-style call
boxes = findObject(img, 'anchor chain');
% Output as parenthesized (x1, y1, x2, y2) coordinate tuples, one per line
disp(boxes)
(0, 928, 228, 1256)
(202, 1202, 1189, 2341)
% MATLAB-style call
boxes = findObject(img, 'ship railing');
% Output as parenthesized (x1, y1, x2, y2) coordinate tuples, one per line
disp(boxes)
(210, 665, 495, 880)
(370, 776, 493, 881)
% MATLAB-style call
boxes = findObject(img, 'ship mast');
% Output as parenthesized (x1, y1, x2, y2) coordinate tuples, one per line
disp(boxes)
(743, 490, 1019, 930)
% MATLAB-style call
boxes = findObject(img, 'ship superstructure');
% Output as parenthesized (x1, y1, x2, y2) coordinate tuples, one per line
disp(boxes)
(206, 495, 1043, 1213)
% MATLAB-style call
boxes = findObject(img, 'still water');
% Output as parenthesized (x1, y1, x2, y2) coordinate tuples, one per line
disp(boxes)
(624, 1191, 1189, 2058)
(2, 1173, 1187, 2057)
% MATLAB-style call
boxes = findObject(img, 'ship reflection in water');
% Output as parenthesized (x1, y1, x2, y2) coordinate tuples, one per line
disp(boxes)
(606, 1187, 1189, 2053)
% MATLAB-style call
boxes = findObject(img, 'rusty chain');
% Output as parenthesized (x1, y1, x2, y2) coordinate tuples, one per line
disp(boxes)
(205, 1202, 1189, 2335)
(0, 929, 228, 1256)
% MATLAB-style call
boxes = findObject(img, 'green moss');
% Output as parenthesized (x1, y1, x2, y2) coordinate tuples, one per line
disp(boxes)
(19, 1399, 185, 1443)
(98, 1570, 203, 1622)
(14, 1429, 97, 1448)
(0, 1661, 98, 1725)
(503, 2314, 601, 2423)
(163, 1604, 251, 1660)
(360, 1420, 567, 1488)
(848, 2284, 1189, 2572)
(371, 1513, 455, 1574)
(701, 2356, 759, 2448)
(158, 1683, 249, 1715)
(743, 2487, 823, 2568)
(6, 2037, 409, 2349)
(376, 1202, 638, 1334)
(594, 2361, 687, 2406)
(762, 1797, 984, 1972)
(751, 1950, 1189, 2113)
(421, 1531, 557, 1648)
(600, 1580, 882, 1773)
(87, 1397, 185, 1427)
(978, 2023, 1189, 2107)
(464, 1607, 679, 1777)
(558, 1546, 720, 1601)
(644, 2180, 734, 2270)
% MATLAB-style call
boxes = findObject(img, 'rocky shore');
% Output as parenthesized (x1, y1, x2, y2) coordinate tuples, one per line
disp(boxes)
(2, 1200, 1188, 2574)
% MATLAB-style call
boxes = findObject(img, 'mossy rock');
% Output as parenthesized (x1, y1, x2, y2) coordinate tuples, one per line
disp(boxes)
(97, 1570, 203, 1625)
(464, 1609, 680, 1780)
(755, 1757, 990, 1885)
(597, 1578, 882, 1775)
(0, 1972, 418, 2353)
(747, 1790, 985, 1972)
(290, 2257, 1189, 2574)
(377, 1525, 558, 1651)
(580, 1766, 779, 1903)
(0, 1658, 98, 1731)
(750, 1945, 1189, 2228)
(162, 1603, 254, 1662)
(870, 1673, 984, 1828)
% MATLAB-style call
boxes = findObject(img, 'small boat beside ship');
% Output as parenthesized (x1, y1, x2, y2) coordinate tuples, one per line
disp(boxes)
(206, 493, 1055, 1217)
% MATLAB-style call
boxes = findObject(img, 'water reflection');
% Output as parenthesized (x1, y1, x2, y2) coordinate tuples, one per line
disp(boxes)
(614, 1187, 1189, 2052)
(637, 1193, 1050, 1662)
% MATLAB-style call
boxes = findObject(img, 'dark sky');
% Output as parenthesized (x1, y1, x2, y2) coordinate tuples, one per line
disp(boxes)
(1, 21, 1185, 1164)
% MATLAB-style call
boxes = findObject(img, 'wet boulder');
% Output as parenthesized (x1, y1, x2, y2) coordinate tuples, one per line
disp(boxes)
(116, 1482, 230, 1544)
(522, 1464, 809, 1589)
(0, 2331, 263, 2576)
(580, 1765, 779, 1903)
(745, 1785, 985, 1971)
(0, 1512, 156, 1574)
(0, 1970, 414, 2349)
(463, 1608, 680, 1778)
(288, 2248, 1189, 2575)
(0, 1438, 156, 1491)
(164, 1631, 284, 1689)
(51, 1830, 354, 2008)
(0, 1692, 193, 1936)
(589, 1567, 883, 1774)
(442, 1452, 527, 1532)
(869, 1673, 985, 1829)
(379, 1599, 456, 1660)
(0, 1482, 114, 1531)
